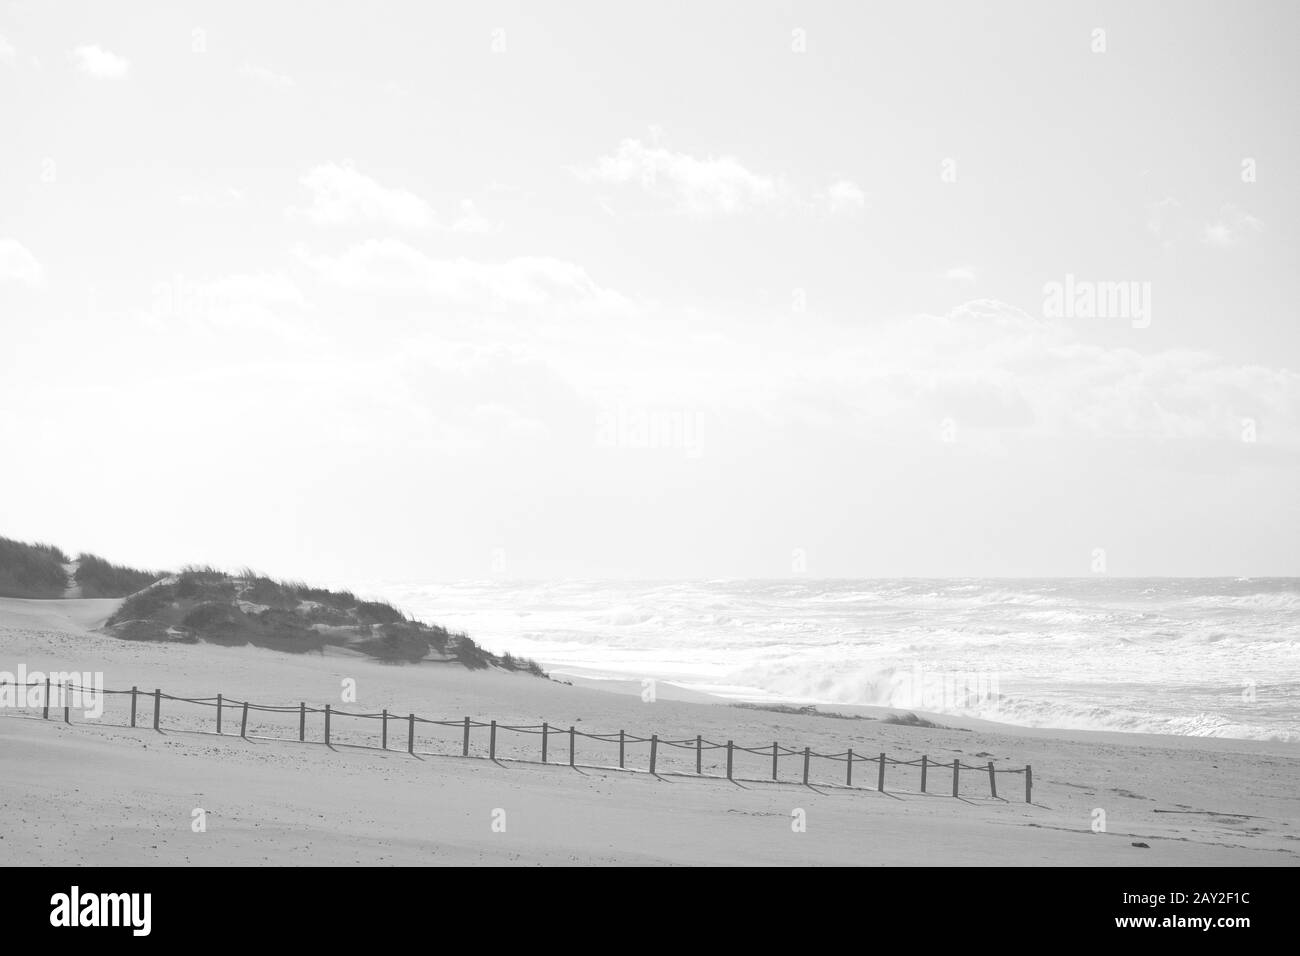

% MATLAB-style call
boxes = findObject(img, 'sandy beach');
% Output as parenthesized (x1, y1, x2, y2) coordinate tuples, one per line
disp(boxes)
(2, 595, 1296, 866)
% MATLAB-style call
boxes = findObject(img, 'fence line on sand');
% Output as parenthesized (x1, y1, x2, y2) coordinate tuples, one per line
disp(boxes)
(3, 678, 1033, 802)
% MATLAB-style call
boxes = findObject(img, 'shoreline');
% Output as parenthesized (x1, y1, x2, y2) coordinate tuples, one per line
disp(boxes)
(3, 595, 1298, 865)
(1, 592, 1295, 752)
(559, 672, 1300, 755)
(381, 576, 1300, 746)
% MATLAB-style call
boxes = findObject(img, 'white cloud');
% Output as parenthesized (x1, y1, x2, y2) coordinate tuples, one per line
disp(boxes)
(298, 268, 1300, 452)
(1147, 198, 1263, 250)
(1201, 203, 1263, 247)
(297, 238, 624, 309)
(824, 179, 866, 214)
(447, 199, 495, 234)
(293, 163, 434, 229)
(239, 63, 293, 89)
(807, 300, 1299, 444)
(580, 137, 865, 219)
(0, 238, 44, 286)
(141, 272, 312, 342)
(292, 164, 495, 233)
(0, 34, 15, 62)
(490, 293, 1299, 449)
(945, 265, 977, 282)
(578, 138, 785, 217)
(71, 44, 129, 79)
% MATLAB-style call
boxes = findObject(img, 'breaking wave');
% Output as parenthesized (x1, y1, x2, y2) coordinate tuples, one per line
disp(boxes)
(370, 577, 1300, 742)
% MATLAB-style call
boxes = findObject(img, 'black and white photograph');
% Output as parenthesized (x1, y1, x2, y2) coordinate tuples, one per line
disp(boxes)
(0, 0, 1294, 931)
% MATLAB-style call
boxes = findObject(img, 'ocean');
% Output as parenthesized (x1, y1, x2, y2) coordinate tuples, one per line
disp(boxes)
(367, 578, 1300, 742)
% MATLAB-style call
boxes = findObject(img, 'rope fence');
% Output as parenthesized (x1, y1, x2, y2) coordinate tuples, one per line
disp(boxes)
(0, 677, 1033, 802)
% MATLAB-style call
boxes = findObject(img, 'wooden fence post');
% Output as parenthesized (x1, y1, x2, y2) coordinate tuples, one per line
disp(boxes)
(130, 686, 137, 727)
(877, 752, 886, 792)
(952, 759, 960, 797)
(921, 755, 928, 793)
(569, 726, 576, 767)
(381, 709, 388, 750)
(490, 720, 497, 760)
(846, 747, 854, 786)
(408, 714, 415, 754)
(618, 729, 625, 768)
(240, 701, 248, 738)
(696, 734, 702, 774)
(726, 740, 734, 780)
(462, 717, 470, 756)
(772, 742, 779, 780)
(541, 722, 549, 763)
(649, 734, 658, 775)
(1025, 765, 1032, 804)
(324, 704, 331, 746)
(153, 689, 160, 730)
(988, 761, 997, 799)
(63, 682, 70, 723)
(802, 747, 810, 785)
(299, 703, 305, 741)
(43, 677, 50, 719)
(216, 694, 223, 735)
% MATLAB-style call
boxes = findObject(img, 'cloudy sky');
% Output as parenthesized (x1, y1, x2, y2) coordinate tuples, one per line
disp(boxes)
(1, 1, 1297, 581)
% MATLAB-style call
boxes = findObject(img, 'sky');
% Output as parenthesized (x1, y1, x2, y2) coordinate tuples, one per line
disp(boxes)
(1, 1, 1297, 581)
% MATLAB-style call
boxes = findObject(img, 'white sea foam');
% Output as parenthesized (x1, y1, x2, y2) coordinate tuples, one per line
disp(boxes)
(363, 578, 1300, 742)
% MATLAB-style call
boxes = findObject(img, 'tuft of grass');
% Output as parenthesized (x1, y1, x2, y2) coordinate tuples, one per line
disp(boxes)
(732, 702, 865, 721)
(0, 535, 71, 598)
(354, 598, 406, 625)
(882, 711, 951, 729)
(75, 553, 164, 599)
(110, 584, 173, 624)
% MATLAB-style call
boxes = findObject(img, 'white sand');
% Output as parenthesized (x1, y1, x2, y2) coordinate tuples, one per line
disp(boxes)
(1, 596, 1297, 865)
(60, 561, 81, 599)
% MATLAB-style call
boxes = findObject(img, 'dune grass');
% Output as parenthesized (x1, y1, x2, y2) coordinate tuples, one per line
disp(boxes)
(110, 567, 546, 675)
(75, 552, 164, 599)
(2, 536, 545, 677)
(0, 536, 70, 599)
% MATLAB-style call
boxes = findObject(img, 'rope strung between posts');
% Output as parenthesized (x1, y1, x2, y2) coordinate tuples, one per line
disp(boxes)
(0, 678, 1034, 794)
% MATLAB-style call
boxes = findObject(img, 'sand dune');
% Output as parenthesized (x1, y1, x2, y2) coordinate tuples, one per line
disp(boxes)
(2, 596, 1297, 865)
